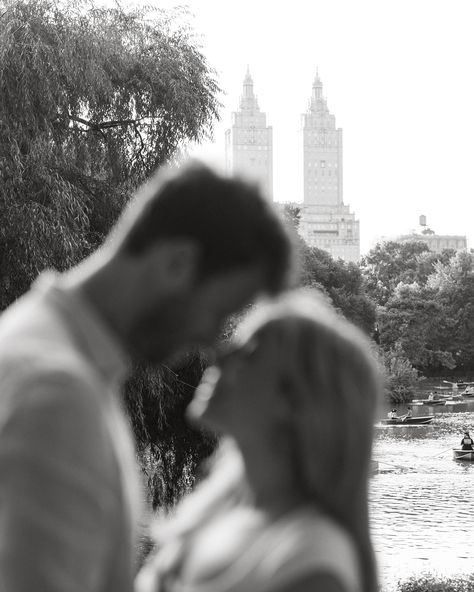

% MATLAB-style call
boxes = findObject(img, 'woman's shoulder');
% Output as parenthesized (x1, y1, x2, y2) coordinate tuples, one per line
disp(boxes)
(258, 507, 361, 592)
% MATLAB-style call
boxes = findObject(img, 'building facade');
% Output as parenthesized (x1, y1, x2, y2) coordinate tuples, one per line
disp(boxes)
(396, 231, 467, 254)
(225, 68, 273, 200)
(299, 71, 360, 262)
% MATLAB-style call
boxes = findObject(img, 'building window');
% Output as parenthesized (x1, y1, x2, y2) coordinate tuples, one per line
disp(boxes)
(321, 160, 326, 168)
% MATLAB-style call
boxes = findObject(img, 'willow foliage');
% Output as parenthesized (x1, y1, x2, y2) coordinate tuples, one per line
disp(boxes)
(0, 0, 221, 509)
(0, 0, 220, 305)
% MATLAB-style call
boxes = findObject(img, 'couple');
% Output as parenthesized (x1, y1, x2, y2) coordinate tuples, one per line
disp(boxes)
(0, 162, 379, 592)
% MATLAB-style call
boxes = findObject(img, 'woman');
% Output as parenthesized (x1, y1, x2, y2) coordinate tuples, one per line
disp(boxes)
(137, 290, 380, 592)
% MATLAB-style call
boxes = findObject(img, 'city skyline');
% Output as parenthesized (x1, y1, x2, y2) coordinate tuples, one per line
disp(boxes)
(165, 0, 474, 254)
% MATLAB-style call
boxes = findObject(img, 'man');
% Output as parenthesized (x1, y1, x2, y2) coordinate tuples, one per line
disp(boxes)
(0, 162, 292, 591)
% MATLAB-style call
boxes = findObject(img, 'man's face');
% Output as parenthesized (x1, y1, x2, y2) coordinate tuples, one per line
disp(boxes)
(128, 266, 266, 363)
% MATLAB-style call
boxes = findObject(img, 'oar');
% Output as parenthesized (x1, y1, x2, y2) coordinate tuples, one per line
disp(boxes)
(372, 459, 411, 470)
(428, 447, 453, 458)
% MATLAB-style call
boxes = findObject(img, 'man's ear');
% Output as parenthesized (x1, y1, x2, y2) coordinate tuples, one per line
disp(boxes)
(144, 240, 200, 292)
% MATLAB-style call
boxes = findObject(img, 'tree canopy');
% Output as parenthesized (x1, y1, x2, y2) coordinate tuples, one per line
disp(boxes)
(0, 0, 222, 511)
(0, 0, 220, 306)
(360, 240, 454, 305)
(362, 242, 474, 387)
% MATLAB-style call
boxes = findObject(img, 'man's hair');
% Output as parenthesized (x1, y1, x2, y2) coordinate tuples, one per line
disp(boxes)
(118, 161, 293, 294)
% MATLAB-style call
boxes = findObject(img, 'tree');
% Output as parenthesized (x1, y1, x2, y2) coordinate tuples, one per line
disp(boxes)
(378, 282, 456, 371)
(426, 251, 474, 371)
(379, 343, 422, 403)
(0, 0, 220, 306)
(0, 0, 221, 511)
(281, 202, 301, 231)
(295, 240, 376, 334)
(371, 249, 474, 376)
(360, 240, 454, 305)
(125, 354, 217, 510)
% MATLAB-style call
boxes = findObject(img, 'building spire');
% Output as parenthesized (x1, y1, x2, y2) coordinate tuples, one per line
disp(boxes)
(312, 67, 323, 100)
(309, 67, 328, 112)
(243, 66, 254, 98)
(240, 66, 259, 111)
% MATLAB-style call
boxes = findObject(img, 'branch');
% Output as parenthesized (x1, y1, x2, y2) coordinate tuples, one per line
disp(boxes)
(132, 122, 146, 166)
(68, 114, 144, 131)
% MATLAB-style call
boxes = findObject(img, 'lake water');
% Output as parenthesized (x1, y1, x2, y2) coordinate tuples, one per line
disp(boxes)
(370, 385, 474, 590)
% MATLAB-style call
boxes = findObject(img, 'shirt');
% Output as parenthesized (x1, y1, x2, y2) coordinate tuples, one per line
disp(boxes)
(137, 506, 362, 592)
(0, 272, 141, 592)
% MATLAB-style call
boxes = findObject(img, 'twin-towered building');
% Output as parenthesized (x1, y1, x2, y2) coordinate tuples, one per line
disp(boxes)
(225, 68, 273, 201)
(225, 68, 360, 263)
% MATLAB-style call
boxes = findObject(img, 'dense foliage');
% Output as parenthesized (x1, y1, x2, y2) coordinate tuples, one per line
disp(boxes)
(394, 573, 474, 592)
(361, 241, 474, 400)
(0, 0, 221, 507)
(282, 204, 376, 335)
(360, 240, 454, 305)
(0, 0, 220, 306)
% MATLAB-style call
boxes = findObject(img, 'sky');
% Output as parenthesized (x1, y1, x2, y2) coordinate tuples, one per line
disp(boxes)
(154, 1, 474, 254)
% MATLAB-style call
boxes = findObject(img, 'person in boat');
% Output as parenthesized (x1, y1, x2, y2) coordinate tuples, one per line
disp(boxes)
(136, 290, 381, 592)
(400, 406, 413, 421)
(461, 431, 473, 450)
(387, 409, 397, 419)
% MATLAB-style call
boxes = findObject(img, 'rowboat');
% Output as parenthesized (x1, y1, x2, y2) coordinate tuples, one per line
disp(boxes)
(443, 380, 474, 390)
(460, 386, 474, 397)
(381, 415, 434, 426)
(453, 449, 474, 461)
(439, 394, 463, 404)
(411, 398, 445, 406)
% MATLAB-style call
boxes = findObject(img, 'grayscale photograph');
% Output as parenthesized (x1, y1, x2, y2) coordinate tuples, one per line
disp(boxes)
(0, 1, 473, 591)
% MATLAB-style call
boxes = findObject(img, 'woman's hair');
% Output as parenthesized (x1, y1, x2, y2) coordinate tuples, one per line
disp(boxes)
(241, 290, 380, 592)
(153, 289, 380, 592)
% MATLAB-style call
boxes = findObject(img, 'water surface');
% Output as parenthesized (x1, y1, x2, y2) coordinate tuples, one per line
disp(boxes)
(371, 390, 474, 590)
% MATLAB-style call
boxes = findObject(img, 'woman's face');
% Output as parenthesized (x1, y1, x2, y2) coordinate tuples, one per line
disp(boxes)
(188, 328, 282, 440)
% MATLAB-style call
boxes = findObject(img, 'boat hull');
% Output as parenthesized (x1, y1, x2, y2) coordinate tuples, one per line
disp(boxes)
(412, 399, 445, 406)
(381, 415, 434, 425)
(453, 449, 474, 461)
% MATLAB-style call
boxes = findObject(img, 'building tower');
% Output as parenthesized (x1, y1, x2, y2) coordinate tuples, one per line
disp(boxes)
(299, 70, 360, 262)
(225, 67, 273, 200)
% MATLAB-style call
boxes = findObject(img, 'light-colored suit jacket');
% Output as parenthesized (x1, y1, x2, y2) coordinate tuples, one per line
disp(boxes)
(0, 273, 141, 592)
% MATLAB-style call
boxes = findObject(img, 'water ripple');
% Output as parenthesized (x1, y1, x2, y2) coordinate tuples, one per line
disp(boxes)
(371, 401, 474, 590)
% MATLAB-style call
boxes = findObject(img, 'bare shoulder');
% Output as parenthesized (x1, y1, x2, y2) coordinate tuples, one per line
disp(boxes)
(275, 571, 347, 592)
